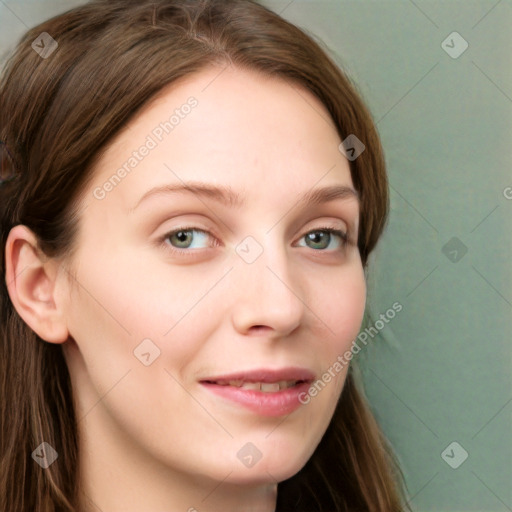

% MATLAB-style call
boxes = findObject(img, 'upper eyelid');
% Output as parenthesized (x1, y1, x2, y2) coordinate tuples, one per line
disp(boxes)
(158, 211, 352, 234)
(162, 223, 349, 236)
(135, 191, 359, 237)
(142, 194, 358, 232)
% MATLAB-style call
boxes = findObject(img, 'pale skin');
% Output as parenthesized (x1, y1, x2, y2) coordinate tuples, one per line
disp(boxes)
(5, 65, 366, 511)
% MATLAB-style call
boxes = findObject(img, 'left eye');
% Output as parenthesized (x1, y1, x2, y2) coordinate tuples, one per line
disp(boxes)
(297, 228, 348, 251)
(162, 226, 348, 254)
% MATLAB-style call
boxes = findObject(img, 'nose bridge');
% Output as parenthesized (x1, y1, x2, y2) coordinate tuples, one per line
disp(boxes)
(230, 232, 305, 335)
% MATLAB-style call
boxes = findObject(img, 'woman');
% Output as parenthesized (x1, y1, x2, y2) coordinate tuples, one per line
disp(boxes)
(0, 0, 411, 510)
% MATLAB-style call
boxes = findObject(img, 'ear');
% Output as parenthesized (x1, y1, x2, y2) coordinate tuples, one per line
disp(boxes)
(4, 225, 69, 344)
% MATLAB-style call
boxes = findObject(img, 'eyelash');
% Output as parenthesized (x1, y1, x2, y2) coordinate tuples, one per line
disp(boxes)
(159, 225, 350, 257)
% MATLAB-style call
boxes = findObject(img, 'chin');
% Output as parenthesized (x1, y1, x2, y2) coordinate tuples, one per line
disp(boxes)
(222, 465, 302, 487)
(225, 446, 312, 486)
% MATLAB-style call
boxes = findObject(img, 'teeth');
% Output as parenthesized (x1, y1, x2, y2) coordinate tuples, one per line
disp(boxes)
(241, 382, 261, 391)
(214, 380, 298, 391)
(260, 382, 280, 392)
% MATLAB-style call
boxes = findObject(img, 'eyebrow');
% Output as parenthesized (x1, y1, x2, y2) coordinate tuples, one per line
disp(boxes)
(131, 181, 359, 212)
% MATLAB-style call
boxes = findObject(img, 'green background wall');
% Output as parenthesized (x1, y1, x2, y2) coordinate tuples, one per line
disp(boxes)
(1, 1, 510, 510)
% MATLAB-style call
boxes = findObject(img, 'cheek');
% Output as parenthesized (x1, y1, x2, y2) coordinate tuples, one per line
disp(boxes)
(307, 264, 366, 406)
(63, 249, 221, 451)
(63, 243, 226, 419)
(67, 243, 215, 342)
(317, 264, 366, 353)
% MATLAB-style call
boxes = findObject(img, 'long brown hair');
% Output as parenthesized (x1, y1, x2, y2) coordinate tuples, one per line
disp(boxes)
(0, 0, 410, 510)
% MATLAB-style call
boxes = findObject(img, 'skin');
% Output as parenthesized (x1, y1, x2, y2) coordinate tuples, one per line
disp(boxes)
(6, 65, 366, 512)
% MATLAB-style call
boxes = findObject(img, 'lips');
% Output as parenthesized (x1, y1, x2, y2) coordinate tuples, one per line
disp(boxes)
(200, 367, 314, 388)
(199, 367, 315, 416)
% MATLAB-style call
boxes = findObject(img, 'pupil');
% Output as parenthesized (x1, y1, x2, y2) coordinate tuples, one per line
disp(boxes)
(309, 232, 326, 244)
(174, 231, 191, 246)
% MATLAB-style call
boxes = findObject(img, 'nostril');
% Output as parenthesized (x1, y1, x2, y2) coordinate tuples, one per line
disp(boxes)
(251, 325, 270, 333)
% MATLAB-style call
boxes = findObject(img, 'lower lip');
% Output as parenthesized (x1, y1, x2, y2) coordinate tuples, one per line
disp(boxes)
(200, 381, 311, 417)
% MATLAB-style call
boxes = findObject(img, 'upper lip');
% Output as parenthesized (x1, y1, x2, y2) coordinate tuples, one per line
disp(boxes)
(200, 367, 315, 384)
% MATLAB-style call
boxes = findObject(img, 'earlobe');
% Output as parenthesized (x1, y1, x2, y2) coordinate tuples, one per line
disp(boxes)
(5, 225, 69, 344)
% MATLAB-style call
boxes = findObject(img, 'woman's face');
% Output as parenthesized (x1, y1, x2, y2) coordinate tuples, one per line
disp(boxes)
(60, 65, 366, 495)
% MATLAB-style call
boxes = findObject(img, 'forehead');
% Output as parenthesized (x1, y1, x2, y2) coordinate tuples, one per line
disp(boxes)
(85, 65, 355, 213)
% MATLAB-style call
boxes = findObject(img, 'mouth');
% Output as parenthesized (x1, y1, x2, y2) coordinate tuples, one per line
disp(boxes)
(199, 368, 315, 417)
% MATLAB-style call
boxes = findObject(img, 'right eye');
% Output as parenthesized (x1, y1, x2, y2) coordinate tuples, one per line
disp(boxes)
(162, 226, 216, 254)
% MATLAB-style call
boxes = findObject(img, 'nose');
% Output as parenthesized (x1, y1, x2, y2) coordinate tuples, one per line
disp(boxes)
(229, 239, 305, 338)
